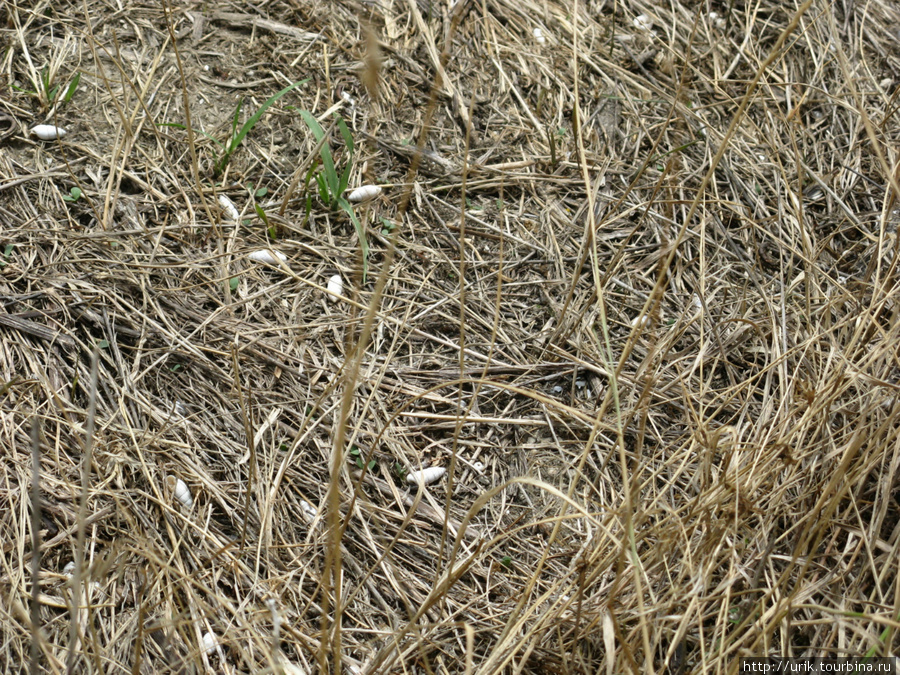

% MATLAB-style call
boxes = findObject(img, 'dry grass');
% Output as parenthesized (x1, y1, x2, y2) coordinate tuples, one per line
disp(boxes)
(2, 0, 900, 672)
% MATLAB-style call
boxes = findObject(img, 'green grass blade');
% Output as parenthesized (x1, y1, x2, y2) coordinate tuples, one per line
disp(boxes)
(63, 72, 81, 103)
(231, 97, 244, 141)
(254, 203, 269, 227)
(216, 78, 308, 173)
(338, 197, 368, 283)
(336, 115, 354, 156)
(338, 164, 353, 198)
(299, 110, 338, 199)
(336, 115, 354, 196)
(316, 173, 329, 203)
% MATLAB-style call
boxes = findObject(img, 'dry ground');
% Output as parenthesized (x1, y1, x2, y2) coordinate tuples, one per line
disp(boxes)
(2, 0, 900, 673)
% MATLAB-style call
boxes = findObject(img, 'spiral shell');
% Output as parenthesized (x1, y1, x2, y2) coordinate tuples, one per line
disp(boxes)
(347, 185, 382, 202)
(326, 274, 343, 302)
(299, 499, 318, 525)
(31, 125, 67, 140)
(406, 467, 446, 486)
(218, 194, 240, 221)
(201, 631, 218, 655)
(166, 475, 193, 508)
(248, 249, 287, 264)
(633, 14, 653, 31)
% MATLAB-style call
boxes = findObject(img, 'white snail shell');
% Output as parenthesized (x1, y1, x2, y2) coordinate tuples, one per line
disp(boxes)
(248, 249, 287, 264)
(218, 194, 240, 221)
(633, 14, 653, 31)
(299, 499, 318, 524)
(166, 475, 193, 508)
(406, 467, 446, 486)
(31, 125, 67, 140)
(326, 274, 343, 302)
(201, 631, 218, 655)
(347, 185, 382, 202)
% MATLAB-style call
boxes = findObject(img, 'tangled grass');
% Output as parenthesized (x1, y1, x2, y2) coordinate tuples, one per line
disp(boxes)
(2, 0, 900, 672)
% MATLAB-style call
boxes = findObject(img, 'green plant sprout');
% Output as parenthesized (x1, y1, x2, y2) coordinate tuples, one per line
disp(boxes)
(158, 79, 307, 175)
(349, 446, 376, 471)
(254, 203, 277, 240)
(215, 80, 308, 174)
(0, 244, 13, 268)
(63, 72, 81, 103)
(62, 187, 82, 203)
(298, 111, 369, 281)
(12, 69, 80, 107)
(42, 67, 59, 103)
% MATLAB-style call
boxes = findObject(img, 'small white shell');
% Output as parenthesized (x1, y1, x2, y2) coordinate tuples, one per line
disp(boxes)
(201, 631, 218, 655)
(218, 194, 240, 221)
(347, 185, 382, 202)
(630, 315, 650, 329)
(299, 499, 318, 525)
(472, 461, 484, 472)
(340, 91, 356, 107)
(31, 124, 67, 140)
(533, 27, 546, 44)
(326, 274, 343, 302)
(63, 561, 76, 577)
(248, 249, 287, 264)
(709, 12, 726, 29)
(406, 466, 446, 486)
(633, 14, 653, 31)
(166, 475, 193, 508)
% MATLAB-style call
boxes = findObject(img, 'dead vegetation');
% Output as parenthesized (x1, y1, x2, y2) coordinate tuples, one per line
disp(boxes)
(2, 0, 900, 672)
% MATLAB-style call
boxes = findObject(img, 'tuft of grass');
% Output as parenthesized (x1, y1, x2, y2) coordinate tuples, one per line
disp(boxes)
(215, 79, 308, 174)
(158, 79, 308, 175)
(299, 111, 369, 281)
